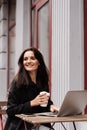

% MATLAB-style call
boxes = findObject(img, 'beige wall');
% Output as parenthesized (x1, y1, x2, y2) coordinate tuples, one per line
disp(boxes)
(15, 0, 31, 73)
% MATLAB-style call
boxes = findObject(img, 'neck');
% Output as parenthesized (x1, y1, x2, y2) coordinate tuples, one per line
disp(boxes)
(29, 71, 37, 83)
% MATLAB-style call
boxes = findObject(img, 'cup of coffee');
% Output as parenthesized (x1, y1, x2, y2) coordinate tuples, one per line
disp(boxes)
(40, 91, 50, 107)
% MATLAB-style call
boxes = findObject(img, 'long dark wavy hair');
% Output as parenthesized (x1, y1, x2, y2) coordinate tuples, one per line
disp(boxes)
(14, 47, 49, 90)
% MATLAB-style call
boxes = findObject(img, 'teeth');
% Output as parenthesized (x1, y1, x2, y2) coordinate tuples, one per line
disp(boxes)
(26, 65, 33, 67)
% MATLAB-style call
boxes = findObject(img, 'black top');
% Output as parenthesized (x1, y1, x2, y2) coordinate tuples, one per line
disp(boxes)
(4, 80, 53, 130)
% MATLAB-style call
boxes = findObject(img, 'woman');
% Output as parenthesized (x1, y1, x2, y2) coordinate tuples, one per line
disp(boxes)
(4, 47, 59, 130)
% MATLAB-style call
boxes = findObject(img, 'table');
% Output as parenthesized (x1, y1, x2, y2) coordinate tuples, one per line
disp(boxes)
(15, 114, 87, 130)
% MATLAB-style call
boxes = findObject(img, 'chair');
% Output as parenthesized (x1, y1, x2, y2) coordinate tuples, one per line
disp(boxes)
(0, 101, 7, 130)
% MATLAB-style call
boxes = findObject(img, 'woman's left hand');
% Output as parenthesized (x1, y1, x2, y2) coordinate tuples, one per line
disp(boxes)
(50, 104, 60, 112)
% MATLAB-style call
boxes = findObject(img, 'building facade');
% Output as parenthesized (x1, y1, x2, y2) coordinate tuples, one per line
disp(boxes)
(0, 0, 87, 129)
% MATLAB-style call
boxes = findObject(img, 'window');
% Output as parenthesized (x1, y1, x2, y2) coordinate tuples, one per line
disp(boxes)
(31, 0, 52, 68)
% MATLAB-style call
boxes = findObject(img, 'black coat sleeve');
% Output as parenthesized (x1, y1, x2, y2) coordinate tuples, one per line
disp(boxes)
(6, 81, 32, 117)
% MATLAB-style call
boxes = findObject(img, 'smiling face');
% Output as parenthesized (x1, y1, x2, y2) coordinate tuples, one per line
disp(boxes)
(23, 50, 40, 73)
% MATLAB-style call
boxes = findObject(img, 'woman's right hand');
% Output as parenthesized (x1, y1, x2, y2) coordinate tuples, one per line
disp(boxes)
(30, 93, 49, 107)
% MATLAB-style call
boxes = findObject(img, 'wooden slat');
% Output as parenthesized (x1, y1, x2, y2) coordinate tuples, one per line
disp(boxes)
(0, 101, 7, 106)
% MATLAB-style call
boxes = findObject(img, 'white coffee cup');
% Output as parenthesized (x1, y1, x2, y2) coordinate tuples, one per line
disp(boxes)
(40, 91, 50, 107)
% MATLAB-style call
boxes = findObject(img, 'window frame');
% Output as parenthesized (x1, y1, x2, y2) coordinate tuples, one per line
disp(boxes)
(31, 0, 52, 92)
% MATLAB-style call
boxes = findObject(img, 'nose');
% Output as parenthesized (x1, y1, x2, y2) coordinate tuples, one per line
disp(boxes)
(27, 58, 31, 62)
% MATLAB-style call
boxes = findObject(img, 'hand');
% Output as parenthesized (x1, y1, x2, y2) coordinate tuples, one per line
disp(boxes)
(30, 93, 49, 107)
(50, 104, 60, 112)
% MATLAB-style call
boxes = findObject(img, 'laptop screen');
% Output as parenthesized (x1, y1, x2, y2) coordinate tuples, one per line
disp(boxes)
(57, 90, 87, 116)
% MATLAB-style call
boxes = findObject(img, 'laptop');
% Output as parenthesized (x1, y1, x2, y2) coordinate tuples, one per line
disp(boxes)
(34, 90, 87, 117)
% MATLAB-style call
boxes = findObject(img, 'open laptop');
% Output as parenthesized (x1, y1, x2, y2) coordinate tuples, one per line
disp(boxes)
(34, 90, 87, 117)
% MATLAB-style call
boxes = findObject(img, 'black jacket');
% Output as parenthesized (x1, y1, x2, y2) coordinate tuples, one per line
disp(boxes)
(4, 80, 53, 130)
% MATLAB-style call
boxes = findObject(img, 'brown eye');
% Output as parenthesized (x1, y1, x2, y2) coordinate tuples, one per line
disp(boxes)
(31, 56, 36, 60)
(23, 57, 28, 61)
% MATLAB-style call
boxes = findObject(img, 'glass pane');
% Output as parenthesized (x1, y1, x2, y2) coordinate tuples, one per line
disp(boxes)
(32, 9, 36, 46)
(9, 0, 16, 84)
(38, 3, 49, 68)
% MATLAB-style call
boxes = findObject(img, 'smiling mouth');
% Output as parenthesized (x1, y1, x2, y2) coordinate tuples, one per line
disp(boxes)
(26, 64, 34, 67)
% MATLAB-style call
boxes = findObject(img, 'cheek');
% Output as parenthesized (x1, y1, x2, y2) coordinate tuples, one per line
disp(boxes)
(35, 62, 40, 69)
